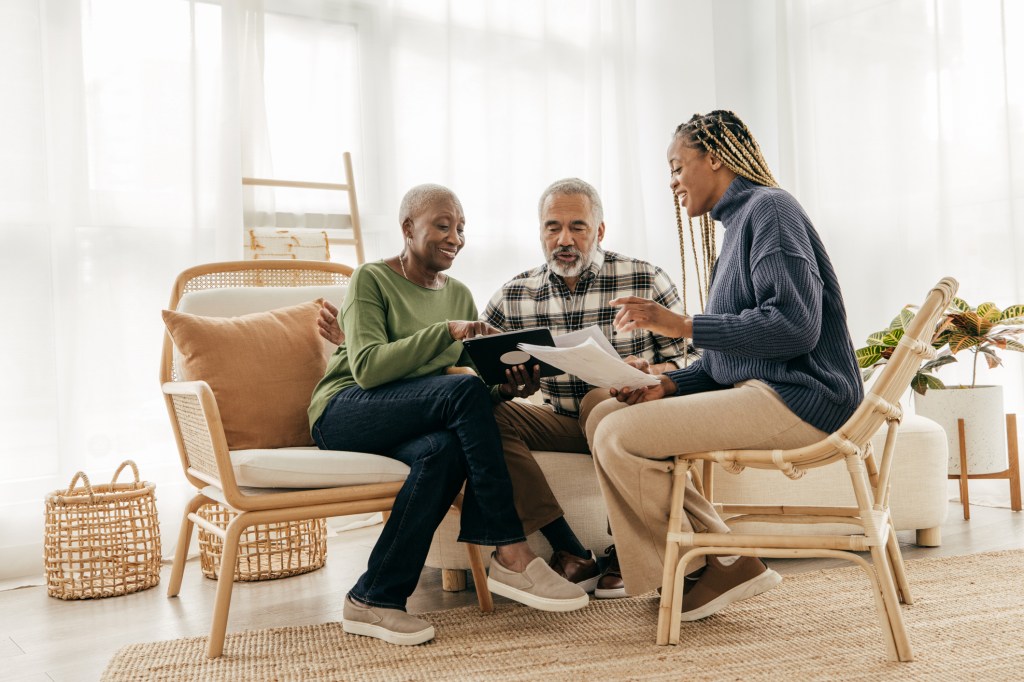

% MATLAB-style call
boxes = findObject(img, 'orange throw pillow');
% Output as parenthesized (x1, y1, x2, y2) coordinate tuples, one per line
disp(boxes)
(162, 300, 326, 450)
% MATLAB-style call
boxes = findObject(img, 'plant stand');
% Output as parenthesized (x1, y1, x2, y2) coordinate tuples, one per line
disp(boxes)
(948, 414, 1022, 520)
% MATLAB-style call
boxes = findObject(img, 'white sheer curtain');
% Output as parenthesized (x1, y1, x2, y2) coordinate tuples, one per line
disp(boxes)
(0, 0, 715, 584)
(0, 0, 251, 583)
(775, 0, 1024, 505)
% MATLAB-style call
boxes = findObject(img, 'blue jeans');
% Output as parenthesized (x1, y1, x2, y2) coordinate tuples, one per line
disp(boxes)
(312, 373, 526, 610)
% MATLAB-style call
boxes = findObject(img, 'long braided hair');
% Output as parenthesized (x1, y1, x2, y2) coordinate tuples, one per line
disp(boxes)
(673, 110, 777, 309)
(673, 110, 777, 365)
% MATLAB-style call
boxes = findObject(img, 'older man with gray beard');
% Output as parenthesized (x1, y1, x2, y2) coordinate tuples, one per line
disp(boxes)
(483, 177, 690, 599)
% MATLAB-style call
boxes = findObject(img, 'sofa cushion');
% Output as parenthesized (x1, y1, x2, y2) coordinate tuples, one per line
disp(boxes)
(229, 446, 409, 488)
(162, 300, 326, 450)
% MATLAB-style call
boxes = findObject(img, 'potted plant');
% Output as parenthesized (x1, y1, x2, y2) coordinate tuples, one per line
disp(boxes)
(856, 297, 1024, 474)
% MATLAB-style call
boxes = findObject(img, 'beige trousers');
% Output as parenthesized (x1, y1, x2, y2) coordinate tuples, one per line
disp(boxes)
(585, 380, 826, 595)
(493, 392, 612, 535)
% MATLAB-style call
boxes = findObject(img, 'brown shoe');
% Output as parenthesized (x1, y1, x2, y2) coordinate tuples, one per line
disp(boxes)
(594, 545, 626, 599)
(680, 555, 782, 621)
(549, 551, 600, 593)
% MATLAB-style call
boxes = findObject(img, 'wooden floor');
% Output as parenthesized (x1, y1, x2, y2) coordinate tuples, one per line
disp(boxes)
(3, 501, 1021, 681)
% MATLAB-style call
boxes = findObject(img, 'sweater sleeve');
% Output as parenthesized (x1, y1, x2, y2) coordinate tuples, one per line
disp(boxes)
(665, 358, 731, 396)
(343, 271, 463, 389)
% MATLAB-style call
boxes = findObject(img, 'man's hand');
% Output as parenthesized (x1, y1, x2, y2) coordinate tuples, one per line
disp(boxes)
(498, 364, 542, 400)
(448, 320, 499, 340)
(609, 374, 675, 405)
(610, 296, 691, 338)
(318, 300, 344, 345)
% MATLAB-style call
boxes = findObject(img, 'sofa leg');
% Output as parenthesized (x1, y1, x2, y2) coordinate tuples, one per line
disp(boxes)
(916, 527, 942, 547)
(442, 568, 467, 592)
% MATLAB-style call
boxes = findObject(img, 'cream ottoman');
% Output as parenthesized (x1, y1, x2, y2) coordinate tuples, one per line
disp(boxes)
(711, 413, 949, 546)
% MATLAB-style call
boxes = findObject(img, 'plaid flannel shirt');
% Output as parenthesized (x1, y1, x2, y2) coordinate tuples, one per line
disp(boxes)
(482, 249, 690, 417)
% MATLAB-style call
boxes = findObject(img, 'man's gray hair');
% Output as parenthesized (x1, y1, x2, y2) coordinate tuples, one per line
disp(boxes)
(537, 178, 604, 225)
(399, 184, 463, 225)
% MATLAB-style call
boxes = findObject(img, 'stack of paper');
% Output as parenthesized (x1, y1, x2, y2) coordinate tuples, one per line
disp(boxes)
(518, 326, 660, 390)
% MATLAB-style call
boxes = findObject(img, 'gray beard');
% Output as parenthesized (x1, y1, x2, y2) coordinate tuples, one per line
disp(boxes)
(547, 243, 598, 279)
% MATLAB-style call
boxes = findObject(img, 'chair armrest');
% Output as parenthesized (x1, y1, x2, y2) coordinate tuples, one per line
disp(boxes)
(162, 380, 232, 490)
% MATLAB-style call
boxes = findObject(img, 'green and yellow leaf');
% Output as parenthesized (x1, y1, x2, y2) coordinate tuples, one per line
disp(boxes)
(998, 305, 1024, 322)
(866, 329, 891, 345)
(949, 297, 970, 313)
(855, 345, 886, 368)
(976, 302, 1001, 322)
(911, 373, 946, 395)
(881, 329, 904, 346)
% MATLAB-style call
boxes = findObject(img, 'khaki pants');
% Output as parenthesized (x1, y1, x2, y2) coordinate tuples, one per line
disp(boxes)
(493, 392, 612, 535)
(585, 380, 826, 595)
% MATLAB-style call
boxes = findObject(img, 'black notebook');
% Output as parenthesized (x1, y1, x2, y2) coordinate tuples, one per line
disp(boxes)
(462, 328, 563, 385)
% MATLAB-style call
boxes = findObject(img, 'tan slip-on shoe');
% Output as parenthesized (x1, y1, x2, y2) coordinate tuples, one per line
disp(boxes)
(487, 554, 589, 612)
(342, 596, 435, 645)
(679, 555, 782, 622)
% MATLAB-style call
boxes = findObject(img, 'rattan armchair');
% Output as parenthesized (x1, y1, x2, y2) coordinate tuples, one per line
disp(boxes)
(160, 260, 492, 658)
(658, 277, 958, 662)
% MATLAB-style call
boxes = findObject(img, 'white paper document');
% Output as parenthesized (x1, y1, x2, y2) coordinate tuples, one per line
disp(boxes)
(552, 325, 619, 357)
(518, 336, 660, 390)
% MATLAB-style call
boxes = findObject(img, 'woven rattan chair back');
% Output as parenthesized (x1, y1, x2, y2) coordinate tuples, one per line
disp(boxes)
(658, 277, 958, 664)
(159, 260, 352, 490)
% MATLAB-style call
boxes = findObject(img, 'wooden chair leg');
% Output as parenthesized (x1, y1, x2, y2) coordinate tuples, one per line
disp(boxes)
(206, 517, 244, 659)
(464, 544, 494, 613)
(885, 523, 912, 605)
(658, 462, 691, 646)
(871, 544, 914, 662)
(657, 538, 681, 646)
(167, 493, 206, 598)
(449, 493, 493, 612)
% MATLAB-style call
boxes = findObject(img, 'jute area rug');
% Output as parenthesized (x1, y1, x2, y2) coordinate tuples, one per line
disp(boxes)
(104, 549, 1024, 681)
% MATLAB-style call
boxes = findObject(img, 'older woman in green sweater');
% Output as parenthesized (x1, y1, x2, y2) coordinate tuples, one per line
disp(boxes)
(309, 184, 586, 647)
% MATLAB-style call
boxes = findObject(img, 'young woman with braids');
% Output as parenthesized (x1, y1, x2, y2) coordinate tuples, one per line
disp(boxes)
(585, 110, 863, 620)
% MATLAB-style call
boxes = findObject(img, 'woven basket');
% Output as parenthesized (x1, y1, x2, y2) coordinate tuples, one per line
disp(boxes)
(43, 460, 162, 600)
(197, 503, 326, 581)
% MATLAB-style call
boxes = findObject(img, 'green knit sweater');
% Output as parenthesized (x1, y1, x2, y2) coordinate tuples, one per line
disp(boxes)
(307, 261, 486, 430)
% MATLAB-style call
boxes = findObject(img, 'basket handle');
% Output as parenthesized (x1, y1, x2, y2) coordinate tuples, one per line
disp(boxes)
(65, 471, 96, 501)
(110, 460, 141, 487)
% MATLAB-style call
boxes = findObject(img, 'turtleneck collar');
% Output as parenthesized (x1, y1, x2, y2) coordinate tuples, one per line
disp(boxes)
(710, 176, 760, 226)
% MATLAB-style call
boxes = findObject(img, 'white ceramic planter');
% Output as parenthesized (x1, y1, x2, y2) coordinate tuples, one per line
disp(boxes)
(914, 385, 1007, 475)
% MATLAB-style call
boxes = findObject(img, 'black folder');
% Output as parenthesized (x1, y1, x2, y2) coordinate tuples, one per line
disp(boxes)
(462, 328, 563, 385)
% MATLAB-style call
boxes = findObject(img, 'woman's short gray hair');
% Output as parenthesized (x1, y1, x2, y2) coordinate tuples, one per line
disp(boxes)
(399, 184, 463, 225)
(537, 178, 603, 225)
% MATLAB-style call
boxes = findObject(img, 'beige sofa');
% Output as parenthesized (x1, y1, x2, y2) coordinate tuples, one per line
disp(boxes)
(425, 412, 949, 580)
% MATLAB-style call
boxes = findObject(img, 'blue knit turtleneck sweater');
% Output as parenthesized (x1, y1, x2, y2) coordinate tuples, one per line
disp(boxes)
(665, 177, 863, 434)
